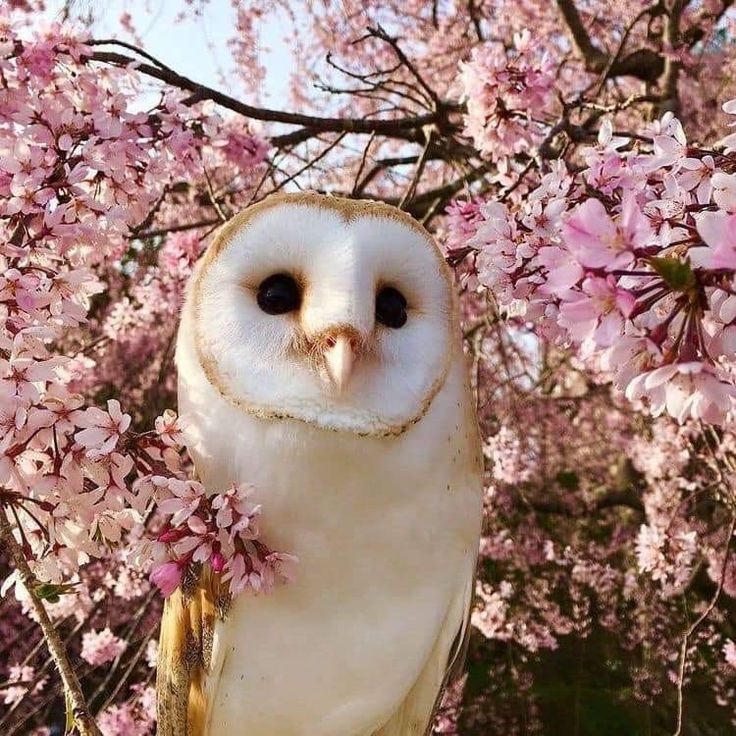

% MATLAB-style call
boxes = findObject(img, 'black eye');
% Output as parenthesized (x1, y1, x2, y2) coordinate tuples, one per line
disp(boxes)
(376, 286, 407, 329)
(256, 274, 301, 315)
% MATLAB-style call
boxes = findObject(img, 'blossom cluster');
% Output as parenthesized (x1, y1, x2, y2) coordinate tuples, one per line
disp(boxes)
(138, 478, 297, 598)
(0, 18, 270, 587)
(462, 110, 736, 425)
(5, 1, 736, 733)
(459, 29, 556, 161)
(80, 626, 127, 666)
(0, 664, 46, 707)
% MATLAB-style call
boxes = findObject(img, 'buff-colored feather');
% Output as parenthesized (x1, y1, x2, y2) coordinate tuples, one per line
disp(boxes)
(157, 569, 226, 736)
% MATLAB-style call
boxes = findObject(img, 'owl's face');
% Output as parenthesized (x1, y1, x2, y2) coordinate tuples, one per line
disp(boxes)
(188, 193, 456, 436)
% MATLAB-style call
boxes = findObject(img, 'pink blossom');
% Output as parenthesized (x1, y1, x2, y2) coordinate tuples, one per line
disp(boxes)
(636, 524, 697, 595)
(154, 409, 185, 447)
(558, 276, 635, 347)
(459, 30, 556, 160)
(443, 198, 484, 256)
(74, 399, 131, 457)
(626, 362, 736, 424)
(647, 118, 687, 169)
(695, 210, 736, 269)
(156, 480, 205, 526)
(679, 155, 715, 204)
(150, 560, 184, 598)
(720, 98, 736, 150)
(216, 129, 270, 169)
(98, 698, 152, 736)
(724, 640, 736, 669)
(80, 627, 126, 666)
(712, 172, 736, 212)
(0, 665, 46, 707)
(563, 194, 651, 269)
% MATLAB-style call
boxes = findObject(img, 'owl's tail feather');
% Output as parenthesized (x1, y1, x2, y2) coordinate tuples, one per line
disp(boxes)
(156, 567, 227, 736)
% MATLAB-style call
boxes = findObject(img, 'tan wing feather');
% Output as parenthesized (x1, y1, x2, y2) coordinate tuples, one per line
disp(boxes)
(156, 567, 228, 736)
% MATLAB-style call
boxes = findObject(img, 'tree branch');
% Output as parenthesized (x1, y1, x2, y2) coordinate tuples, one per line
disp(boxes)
(555, 0, 608, 70)
(674, 512, 736, 736)
(88, 44, 453, 143)
(404, 161, 494, 217)
(0, 511, 101, 736)
(526, 491, 645, 517)
(660, 0, 687, 115)
(556, 0, 664, 82)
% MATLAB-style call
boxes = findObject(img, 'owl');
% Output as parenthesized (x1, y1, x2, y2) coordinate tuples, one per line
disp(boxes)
(157, 192, 484, 736)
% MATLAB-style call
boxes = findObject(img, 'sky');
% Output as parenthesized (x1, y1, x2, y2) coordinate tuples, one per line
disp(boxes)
(44, 0, 295, 103)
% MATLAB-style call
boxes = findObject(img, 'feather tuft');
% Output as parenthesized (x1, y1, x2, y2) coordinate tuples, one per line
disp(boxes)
(157, 566, 228, 736)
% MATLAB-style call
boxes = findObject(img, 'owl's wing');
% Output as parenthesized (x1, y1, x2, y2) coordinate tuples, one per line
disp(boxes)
(156, 569, 227, 736)
(374, 378, 483, 736)
(372, 555, 476, 736)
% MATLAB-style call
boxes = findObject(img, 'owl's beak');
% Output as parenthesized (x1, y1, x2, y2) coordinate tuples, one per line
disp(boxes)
(324, 333, 356, 394)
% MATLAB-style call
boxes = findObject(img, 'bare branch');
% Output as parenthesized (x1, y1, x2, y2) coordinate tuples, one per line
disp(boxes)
(674, 513, 736, 736)
(405, 160, 494, 217)
(0, 512, 101, 736)
(556, 0, 664, 82)
(555, 0, 608, 70)
(88, 44, 454, 143)
(660, 0, 687, 115)
(363, 25, 441, 107)
(399, 129, 435, 209)
(267, 133, 348, 195)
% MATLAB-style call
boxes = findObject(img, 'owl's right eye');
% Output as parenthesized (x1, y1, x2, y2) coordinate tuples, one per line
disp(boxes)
(256, 274, 301, 315)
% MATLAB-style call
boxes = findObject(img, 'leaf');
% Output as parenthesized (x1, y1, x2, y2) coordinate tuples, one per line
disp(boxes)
(649, 256, 696, 292)
(34, 582, 78, 602)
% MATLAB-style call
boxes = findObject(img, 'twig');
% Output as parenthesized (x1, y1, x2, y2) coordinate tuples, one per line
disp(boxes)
(399, 129, 434, 209)
(0, 511, 101, 736)
(673, 513, 736, 736)
(351, 132, 377, 197)
(202, 163, 228, 223)
(268, 133, 348, 194)
(589, 2, 663, 98)
(364, 25, 440, 107)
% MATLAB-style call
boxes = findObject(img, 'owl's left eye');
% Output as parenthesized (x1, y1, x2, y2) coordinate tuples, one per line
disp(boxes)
(376, 286, 407, 329)
(256, 274, 301, 315)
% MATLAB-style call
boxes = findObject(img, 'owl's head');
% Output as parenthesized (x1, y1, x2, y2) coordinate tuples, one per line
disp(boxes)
(180, 193, 457, 436)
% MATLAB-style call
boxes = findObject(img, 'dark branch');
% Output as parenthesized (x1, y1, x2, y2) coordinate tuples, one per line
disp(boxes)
(555, 0, 608, 70)
(88, 44, 453, 144)
(555, 0, 664, 82)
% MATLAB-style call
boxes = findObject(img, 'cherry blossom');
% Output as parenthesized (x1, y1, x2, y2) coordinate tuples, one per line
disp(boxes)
(148, 480, 295, 598)
(0, 665, 46, 707)
(80, 627, 127, 666)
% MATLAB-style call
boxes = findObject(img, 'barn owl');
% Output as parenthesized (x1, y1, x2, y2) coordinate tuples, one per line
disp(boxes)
(157, 192, 484, 736)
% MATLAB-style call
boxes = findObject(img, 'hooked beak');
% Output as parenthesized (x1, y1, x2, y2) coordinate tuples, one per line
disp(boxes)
(323, 334, 356, 394)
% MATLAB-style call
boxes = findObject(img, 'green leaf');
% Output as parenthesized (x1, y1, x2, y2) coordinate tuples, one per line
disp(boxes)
(34, 581, 78, 602)
(649, 256, 695, 292)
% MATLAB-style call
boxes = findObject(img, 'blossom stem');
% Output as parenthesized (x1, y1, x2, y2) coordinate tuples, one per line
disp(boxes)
(674, 513, 736, 735)
(0, 510, 102, 736)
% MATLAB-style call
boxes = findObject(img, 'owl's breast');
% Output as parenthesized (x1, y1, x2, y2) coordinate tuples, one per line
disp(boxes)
(180, 358, 482, 736)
